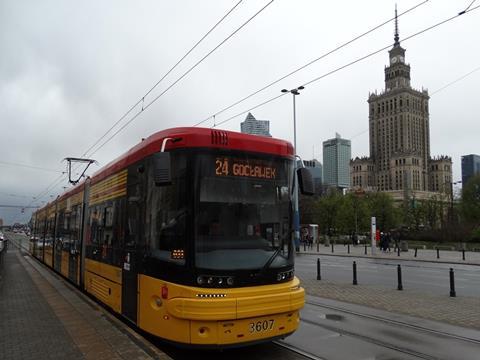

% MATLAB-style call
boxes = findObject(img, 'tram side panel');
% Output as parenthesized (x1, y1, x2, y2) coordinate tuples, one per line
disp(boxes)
(54, 200, 65, 275)
(44, 205, 56, 268)
(56, 190, 85, 285)
(83, 170, 127, 315)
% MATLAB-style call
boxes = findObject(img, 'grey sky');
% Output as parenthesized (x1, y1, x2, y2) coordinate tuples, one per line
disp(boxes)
(1, 0, 478, 224)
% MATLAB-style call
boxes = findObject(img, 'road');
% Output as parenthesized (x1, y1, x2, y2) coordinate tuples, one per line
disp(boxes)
(280, 296, 480, 360)
(295, 253, 480, 297)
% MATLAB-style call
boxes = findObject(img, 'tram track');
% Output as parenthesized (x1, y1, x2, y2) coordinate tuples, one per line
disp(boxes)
(305, 299, 480, 346)
(273, 340, 326, 360)
(281, 299, 480, 360)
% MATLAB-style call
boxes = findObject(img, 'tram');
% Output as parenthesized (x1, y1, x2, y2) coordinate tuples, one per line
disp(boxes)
(30, 127, 311, 347)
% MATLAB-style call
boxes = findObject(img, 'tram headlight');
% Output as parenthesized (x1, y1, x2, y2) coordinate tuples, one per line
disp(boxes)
(196, 275, 235, 287)
(277, 270, 294, 282)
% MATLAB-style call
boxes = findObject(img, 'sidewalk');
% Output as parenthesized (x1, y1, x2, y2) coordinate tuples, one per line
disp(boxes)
(298, 243, 480, 265)
(0, 246, 170, 360)
(295, 243, 480, 331)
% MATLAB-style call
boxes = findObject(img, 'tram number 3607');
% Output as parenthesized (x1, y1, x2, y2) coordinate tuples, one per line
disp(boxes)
(248, 319, 275, 333)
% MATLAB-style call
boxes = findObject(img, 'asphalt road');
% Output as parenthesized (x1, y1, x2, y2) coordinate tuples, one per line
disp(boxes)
(281, 296, 480, 360)
(295, 253, 480, 297)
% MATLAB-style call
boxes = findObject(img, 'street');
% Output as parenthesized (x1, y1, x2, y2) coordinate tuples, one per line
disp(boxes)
(281, 296, 480, 360)
(295, 253, 480, 297)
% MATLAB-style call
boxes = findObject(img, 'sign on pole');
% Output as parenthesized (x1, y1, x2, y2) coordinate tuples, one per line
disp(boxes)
(371, 217, 376, 255)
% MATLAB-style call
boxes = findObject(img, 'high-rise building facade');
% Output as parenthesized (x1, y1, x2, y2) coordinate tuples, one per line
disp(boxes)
(461, 154, 480, 186)
(240, 112, 272, 137)
(304, 159, 323, 194)
(351, 9, 452, 200)
(323, 133, 351, 189)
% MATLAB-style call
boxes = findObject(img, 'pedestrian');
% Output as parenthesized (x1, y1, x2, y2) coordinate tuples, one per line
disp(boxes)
(385, 232, 391, 252)
(393, 231, 399, 251)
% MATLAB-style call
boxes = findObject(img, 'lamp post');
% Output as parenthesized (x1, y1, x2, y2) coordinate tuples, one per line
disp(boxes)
(449, 180, 462, 227)
(281, 86, 305, 252)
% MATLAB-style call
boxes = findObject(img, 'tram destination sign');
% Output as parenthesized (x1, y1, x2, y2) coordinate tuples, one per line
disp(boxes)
(215, 157, 276, 179)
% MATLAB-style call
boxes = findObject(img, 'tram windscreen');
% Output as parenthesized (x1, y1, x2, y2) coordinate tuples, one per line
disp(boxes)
(194, 153, 294, 270)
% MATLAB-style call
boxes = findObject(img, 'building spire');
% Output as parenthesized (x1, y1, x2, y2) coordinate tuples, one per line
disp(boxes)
(394, 4, 400, 47)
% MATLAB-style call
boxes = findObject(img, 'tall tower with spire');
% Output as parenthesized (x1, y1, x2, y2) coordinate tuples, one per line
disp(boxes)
(350, 6, 452, 201)
(385, 6, 411, 91)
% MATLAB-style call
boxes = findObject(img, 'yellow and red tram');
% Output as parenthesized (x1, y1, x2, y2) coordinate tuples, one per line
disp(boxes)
(30, 127, 309, 347)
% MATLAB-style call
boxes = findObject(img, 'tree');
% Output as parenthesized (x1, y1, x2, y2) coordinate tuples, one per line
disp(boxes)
(366, 192, 399, 231)
(461, 175, 480, 224)
(314, 190, 343, 236)
(422, 195, 445, 229)
(337, 192, 370, 235)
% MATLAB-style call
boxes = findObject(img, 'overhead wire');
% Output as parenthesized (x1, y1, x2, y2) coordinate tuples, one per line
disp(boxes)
(430, 66, 480, 96)
(85, 0, 275, 159)
(81, 0, 244, 158)
(0, 160, 63, 173)
(213, 4, 480, 129)
(194, 0, 430, 127)
(12, 2, 479, 221)
(15, 1, 248, 213)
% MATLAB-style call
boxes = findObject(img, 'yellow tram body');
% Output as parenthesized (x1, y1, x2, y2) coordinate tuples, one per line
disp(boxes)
(29, 128, 309, 348)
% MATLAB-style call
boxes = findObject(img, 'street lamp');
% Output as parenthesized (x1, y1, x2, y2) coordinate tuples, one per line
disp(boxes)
(450, 180, 462, 226)
(281, 86, 305, 252)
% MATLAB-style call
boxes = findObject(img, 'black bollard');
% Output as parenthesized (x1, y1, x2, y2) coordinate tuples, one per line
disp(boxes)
(364, 244, 367, 255)
(348, 244, 350, 254)
(304, 242, 306, 252)
(317, 242, 319, 252)
(331, 243, 334, 253)
(449, 268, 456, 297)
(397, 264, 403, 290)
(414, 247, 418, 257)
(437, 248, 440, 259)
(462, 249, 465, 261)
(353, 261, 358, 285)
(397, 246, 400, 257)
(317, 258, 321, 280)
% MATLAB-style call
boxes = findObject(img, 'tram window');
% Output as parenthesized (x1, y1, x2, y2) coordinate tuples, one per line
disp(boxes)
(146, 153, 187, 264)
(89, 207, 103, 245)
(103, 206, 114, 247)
(105, 206, 113, 227)
(194, 153, 293, 270)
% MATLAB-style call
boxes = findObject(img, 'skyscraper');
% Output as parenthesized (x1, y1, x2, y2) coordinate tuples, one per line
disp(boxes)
(323, 133, 351, 189)
(303, 159, 323, 194)
(461, 154, 480, 186)
(351, 7, 452, 200)
(240, 112, 272, 137)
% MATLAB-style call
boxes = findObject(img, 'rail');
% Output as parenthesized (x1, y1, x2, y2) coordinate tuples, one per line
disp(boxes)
(0, 237, 6, 269)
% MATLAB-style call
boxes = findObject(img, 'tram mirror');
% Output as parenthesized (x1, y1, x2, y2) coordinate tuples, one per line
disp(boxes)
(297, 168, 314, 195)
(153, 152, 172, 186)
(276, 186, 289, 201)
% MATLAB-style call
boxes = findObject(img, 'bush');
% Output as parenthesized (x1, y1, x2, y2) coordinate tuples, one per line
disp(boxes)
(467, 227, 480, 242)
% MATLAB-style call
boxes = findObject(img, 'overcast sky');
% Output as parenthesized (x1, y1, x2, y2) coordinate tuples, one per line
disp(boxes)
(1, 0, 479, 225)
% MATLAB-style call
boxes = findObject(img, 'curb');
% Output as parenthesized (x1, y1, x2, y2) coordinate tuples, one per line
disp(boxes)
(297, 251, 480, 266)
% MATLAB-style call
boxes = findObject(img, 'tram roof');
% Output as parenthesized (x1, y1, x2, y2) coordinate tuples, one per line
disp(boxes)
(32, 127, 294, 214)
(89, 127, 294, 184)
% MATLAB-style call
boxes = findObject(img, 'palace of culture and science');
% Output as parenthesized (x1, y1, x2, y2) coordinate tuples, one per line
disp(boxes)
(351, 11, 452, 201)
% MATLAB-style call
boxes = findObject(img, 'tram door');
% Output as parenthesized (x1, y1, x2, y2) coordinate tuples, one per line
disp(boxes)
(122, 163, 145, 324)
(68, 204, 82, 285)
